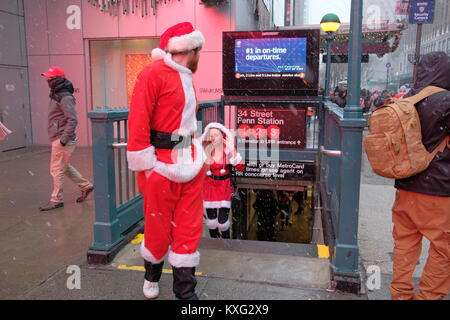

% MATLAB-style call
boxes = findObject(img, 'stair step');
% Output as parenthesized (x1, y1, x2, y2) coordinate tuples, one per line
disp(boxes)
(112, 236, 331, 289)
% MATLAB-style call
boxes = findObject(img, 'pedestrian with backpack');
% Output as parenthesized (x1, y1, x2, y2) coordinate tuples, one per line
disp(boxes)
(364, 52, 450, 300)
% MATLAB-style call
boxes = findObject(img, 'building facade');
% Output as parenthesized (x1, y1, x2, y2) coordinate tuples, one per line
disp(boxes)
(395, 0, 450, 86)
(0, 0, 272, 148)
(0, 1, 32, 152)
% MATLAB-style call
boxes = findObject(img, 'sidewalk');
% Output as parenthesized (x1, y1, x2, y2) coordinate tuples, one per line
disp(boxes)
(21, 238, 363, 300)
(1, 145, 446, 300)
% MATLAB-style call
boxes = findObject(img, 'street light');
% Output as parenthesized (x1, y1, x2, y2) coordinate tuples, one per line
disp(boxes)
(320, 13, 341, 99)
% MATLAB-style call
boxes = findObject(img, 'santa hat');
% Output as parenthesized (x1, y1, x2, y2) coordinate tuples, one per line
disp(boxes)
(152, 22, 205, 60)
(201, 122, 233, 144)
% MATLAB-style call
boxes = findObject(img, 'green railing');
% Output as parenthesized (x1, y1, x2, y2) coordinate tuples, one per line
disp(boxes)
(318, 0, 366, 293)
(86, 102, 222, 264)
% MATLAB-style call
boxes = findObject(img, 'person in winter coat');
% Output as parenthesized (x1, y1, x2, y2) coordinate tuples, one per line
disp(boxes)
(253, 190, 278, 241)
(39, 67, 94, 211)
(390, 51, 450, 300)
(331, 87, 347, 108)
(201, 123, 244, 239)
(126, 22, 206, 300)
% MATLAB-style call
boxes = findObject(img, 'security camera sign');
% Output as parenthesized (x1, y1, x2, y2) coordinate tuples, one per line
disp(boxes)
(409, 0, 435, 24)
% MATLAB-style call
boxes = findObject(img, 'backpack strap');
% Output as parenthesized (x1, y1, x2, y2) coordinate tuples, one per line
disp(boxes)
(428, 136, 450, 162)
(403, 86, 446, 105)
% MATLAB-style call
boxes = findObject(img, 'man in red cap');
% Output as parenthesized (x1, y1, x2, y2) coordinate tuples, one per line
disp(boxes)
(39, 67, 94, 211)
(127, 22, 205, 300)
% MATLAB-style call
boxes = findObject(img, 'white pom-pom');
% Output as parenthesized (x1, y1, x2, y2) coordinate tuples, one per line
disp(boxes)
(206, 170, 212, 176)
(151, 48, 166, 60)
(220, 169, 226, 174)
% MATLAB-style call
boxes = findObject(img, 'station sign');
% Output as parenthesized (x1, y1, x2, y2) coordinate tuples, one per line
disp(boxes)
(236, 105, 307, 150)
(235, 160, 315, 182)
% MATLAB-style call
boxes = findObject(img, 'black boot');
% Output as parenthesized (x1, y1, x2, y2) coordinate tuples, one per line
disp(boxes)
(144, 260, 164, 282)
(209, 229, 220, 238)
(220, 229, 230, 239)
(172, 267, 199, 300)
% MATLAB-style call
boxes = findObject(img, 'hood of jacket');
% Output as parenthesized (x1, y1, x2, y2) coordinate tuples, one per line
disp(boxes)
(413, 51, 450, 91)
(48, 77, 74, 102)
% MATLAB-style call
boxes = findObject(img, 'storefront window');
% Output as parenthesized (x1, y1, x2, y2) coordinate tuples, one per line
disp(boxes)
(89, 39, 159, 109)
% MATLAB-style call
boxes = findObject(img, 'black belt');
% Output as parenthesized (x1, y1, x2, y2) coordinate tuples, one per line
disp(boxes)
(150, 130, 192, 149)
(209, 174, 230, 180)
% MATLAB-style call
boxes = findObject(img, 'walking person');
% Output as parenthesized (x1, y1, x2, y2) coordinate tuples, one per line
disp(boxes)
(201, 122, 244, 239)
(39, 67, 94, 211)
(126, 22, 206, 300)
(390, 52, 450, 300)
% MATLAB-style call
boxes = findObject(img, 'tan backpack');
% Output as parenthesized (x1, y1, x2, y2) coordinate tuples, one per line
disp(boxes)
(364, 86, 450, 179)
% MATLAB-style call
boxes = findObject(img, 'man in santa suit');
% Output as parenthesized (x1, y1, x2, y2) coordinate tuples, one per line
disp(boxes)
(127, 22, 206, 300)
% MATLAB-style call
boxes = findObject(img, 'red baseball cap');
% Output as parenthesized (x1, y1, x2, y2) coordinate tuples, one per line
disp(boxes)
(41, 66, 65, 78)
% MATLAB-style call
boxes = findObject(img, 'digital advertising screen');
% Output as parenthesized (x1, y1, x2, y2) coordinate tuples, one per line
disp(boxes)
(234, 37, 307, 78)
(223, 29, 320, 96)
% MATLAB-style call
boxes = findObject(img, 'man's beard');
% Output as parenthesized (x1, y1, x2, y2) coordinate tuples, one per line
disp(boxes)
(187, 54, 200, 73)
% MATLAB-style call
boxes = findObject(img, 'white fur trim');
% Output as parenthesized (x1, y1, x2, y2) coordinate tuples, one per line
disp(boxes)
(168, 250, 200, 268)
(153, 139, 206, 183)
(205, 217, 219, 230)
(151, 48, 166, 60)
(178, 71, 197, 136)
(204, 200, 231, 209)
(140, 239, 165, 264)
(164, 53, 191, 74)
(217, 220, 230, 232)
(201, 122, 233, 143)
(127, 146, 156, 171)
(229, 153, 242, 166)
(167, 30, 205, 53)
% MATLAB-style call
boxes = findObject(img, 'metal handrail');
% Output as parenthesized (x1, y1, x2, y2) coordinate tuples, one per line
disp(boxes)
(319, 145, 342, 157)
(112, 142, 128, 149)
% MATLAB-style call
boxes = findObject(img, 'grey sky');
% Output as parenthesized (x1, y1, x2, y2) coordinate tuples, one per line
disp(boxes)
(307, 0, 352, 25)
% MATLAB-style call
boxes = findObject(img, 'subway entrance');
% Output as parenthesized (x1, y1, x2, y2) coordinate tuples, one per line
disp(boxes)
(231, 185, 315, 244)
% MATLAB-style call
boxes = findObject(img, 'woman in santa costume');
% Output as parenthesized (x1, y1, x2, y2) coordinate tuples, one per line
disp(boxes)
(127, 22, 206, 300)
(201, 123, 245, 239)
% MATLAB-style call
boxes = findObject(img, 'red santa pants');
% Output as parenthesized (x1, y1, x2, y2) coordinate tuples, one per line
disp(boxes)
(140, 166, 206, 268)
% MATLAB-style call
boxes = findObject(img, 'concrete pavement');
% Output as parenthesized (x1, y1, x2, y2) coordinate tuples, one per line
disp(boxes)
(1, 140, 447, 300)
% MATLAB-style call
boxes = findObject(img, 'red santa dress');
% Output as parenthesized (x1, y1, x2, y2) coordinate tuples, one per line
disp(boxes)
(201, 123, 244, 231)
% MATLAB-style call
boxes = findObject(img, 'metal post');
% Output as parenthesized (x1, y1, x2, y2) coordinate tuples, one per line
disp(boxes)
(343, 0, 363, 120)
(386, 68, 389, 90)
(87, 109, 121, 253)
(413, 23, 422, 85)
(332, 0, 366, 292)
(324, 35, 333, 100)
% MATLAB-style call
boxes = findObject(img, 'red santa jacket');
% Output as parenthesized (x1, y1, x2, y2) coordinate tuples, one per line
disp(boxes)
(127, 54, 204, 184)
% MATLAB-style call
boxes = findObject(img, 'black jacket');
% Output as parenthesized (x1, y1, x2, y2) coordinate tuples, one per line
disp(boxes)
(395, 52, 450, 197)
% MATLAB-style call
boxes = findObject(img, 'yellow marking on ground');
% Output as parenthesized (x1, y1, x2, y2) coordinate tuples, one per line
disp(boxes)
(118, 265, 145, 272)
(317, 245, 330, 259)
(117, 264, 203, 276)
(131, 233, 144, 244)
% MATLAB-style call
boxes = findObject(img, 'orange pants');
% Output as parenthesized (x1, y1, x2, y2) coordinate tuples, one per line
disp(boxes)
(390, 189, 450, 300)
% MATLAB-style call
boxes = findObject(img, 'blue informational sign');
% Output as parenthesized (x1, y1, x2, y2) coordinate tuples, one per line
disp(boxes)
(409, 0, 435, 24)
(235, 37, 307, 73)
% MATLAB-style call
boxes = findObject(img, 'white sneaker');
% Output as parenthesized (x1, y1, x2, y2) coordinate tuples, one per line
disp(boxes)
(143, 280, 159, 299)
